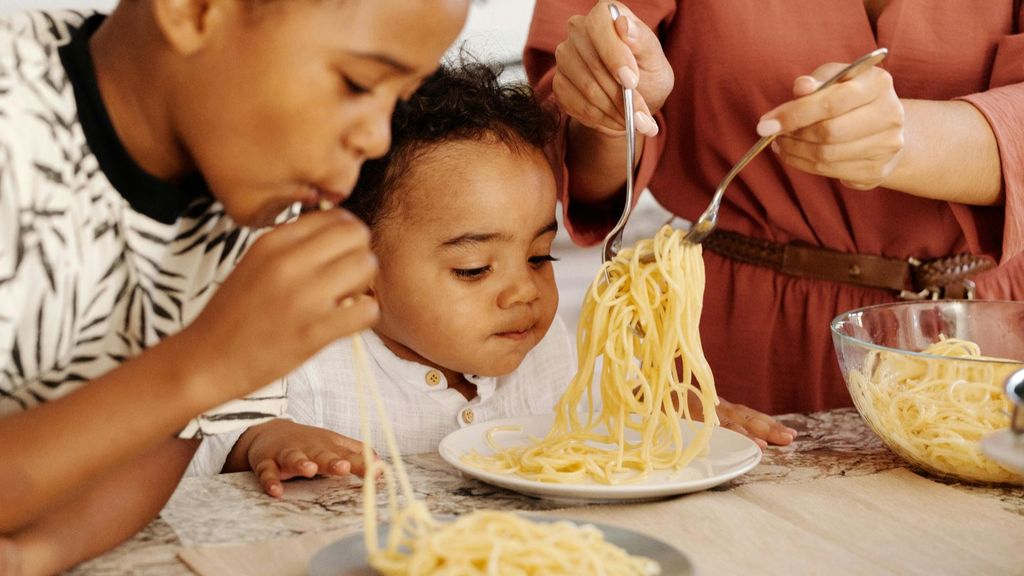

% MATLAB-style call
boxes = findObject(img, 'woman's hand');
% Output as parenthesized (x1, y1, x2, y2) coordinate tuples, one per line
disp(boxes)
(553, 1, 673, 137)
(757, 61, 905, 190)
(182, 209, 379, 405)
(240, 419, 373, 497)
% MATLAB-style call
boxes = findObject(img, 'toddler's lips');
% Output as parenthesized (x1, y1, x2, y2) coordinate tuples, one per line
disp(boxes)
(495, 325, 534, 341)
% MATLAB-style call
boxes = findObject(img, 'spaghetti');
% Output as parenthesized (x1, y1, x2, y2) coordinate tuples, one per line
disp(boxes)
(351, 336, 660, 575)
(466, 225, 718, 484)
(848, 336, 1023, 483)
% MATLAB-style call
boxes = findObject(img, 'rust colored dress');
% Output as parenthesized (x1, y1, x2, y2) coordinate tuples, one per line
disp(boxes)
(525, 0, 1024, 413)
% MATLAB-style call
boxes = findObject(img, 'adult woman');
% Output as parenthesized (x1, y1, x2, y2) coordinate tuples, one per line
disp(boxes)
(525, 0, 1022, 417)
(0, 0, 468, 572)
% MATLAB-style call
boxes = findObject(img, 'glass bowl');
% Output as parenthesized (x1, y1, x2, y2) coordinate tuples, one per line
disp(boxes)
(831, 300, 1024, 484)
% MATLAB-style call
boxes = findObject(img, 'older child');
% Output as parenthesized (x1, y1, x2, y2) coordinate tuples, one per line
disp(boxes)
(0, 1, 468, 573)
(193, 62, 796, 498)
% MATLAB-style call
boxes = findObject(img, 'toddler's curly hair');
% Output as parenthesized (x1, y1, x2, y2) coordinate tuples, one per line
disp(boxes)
(343, 60, 559, 229)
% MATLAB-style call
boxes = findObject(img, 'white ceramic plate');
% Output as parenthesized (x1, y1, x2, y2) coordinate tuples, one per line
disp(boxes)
(308, 516, 693, 576)
(438, 413, 762, 502)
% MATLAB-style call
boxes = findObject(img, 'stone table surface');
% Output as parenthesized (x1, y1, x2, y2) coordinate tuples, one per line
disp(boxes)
(68, 408, 1023, 575)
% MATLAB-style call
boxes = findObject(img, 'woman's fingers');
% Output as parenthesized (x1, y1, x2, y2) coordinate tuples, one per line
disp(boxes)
(757, 65, 894, 137)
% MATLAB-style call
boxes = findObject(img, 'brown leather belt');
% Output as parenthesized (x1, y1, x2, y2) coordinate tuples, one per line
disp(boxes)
(702, 229, 997, 299)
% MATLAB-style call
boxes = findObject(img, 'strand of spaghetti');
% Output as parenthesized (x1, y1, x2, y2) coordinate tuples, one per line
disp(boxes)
(351, 337, 660, 574)
(465, 226, 718, 484)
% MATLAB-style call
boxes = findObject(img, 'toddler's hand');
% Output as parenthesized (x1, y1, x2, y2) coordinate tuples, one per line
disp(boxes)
(715, 398, 797, 449)
(243, 419, 373, 497)
(687, 394, 797, 449)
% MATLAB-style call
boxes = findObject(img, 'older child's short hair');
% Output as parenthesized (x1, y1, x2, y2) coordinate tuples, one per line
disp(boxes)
(343, 61, 559, 229)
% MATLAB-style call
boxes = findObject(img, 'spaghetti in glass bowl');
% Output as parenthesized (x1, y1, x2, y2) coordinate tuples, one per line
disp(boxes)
(831, 300, 1024, 484)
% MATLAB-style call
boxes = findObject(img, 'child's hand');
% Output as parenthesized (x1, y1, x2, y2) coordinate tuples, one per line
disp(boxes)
(242, 419, 374, 497)
(687, 394, 797, 449)
(183, 209, 379, 405)
(715, 398, 798, 449)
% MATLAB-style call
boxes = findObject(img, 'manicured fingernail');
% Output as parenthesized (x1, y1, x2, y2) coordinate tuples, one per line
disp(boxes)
(796, 75, 819, 89)
(635, 111, 658, 135)
(757, 118, 781, 137)
(756, 438, 768, 449)
(616, 66, 638, 89)
(787, 427, 799, 436)
(770, 140, 780, 154)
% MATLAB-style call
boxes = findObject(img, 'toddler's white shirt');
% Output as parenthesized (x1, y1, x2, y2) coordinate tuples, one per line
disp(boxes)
(188, 315, 575, 475)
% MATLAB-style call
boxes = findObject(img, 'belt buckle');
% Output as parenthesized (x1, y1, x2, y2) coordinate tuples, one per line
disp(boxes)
(899, 282, 977, 301)
(899, 287, 941, 300)
(899, 255, 977, 301)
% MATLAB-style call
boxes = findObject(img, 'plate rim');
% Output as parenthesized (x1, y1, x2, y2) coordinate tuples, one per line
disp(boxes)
(308, 514, 695, 576)
(437, 412, 762, 501)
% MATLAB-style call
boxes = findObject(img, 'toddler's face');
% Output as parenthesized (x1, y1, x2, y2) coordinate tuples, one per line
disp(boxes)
(371, 140, 559, 379)
(173, 0, 469, 227)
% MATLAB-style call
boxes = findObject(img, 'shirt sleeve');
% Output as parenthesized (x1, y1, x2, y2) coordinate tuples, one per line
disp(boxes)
(0, 128, 17, 376)
(185, 428, 246, 477)
(524, 0, 677, 246)
(0, 116, 41, 413)
(284, 364, 323, 428)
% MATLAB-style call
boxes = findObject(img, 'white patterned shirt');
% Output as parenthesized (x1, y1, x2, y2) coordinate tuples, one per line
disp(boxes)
(187, 315, 576, 475)
(0, 11, 289, 438)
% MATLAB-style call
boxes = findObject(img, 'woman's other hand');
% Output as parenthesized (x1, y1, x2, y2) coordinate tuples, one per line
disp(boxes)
(757, 61, 905, 191)
(553, 1, 673, 137)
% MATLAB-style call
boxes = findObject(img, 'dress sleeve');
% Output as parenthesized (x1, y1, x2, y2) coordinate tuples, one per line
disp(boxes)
(524, 0, 677, 246)
(956, 27, 1024, 298)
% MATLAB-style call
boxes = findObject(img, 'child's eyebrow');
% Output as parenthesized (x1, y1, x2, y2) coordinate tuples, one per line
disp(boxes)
(438, 220, 558, 251)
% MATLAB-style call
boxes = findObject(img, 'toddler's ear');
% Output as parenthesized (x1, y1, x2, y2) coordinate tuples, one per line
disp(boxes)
(152, 0, 229, 56)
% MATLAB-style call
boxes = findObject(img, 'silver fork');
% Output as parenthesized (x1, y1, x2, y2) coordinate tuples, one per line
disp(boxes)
(678, 47, 888, 246)
(600, 3, 637, 277)
(599, 46, 889, 267)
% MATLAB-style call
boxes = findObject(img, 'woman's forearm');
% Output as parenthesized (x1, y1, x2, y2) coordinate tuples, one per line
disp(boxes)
(884, 99, 1002, 206)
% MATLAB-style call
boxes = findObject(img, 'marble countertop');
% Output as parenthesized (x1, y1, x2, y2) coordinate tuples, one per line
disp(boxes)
(69, 408, 1023, 575)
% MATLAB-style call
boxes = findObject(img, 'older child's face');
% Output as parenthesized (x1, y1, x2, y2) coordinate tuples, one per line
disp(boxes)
(372, 140, 559, 379)
(175, 0, 468, 227)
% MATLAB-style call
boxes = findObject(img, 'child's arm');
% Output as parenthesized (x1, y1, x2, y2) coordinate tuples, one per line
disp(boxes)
(0, 210, 379, 534)
(224, 419, 371, 497)
(8, 437, 198, 576)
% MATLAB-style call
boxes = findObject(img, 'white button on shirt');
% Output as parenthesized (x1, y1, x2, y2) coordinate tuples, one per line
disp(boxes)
(188, 315, 576, 475)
